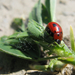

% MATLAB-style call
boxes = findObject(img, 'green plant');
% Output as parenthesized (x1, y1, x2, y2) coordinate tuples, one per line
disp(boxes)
(0, 0, 75, 72)
(70, 25, 75, 51)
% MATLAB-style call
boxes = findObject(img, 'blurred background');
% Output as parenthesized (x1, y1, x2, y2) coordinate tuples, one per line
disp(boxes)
(0, 0, 75, 75)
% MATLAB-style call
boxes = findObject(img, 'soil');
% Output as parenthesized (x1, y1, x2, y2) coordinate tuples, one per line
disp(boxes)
(0, 0, 75, 75)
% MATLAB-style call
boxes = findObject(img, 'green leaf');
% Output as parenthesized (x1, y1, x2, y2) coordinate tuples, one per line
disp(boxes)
(70, 26, 75, 51)
(29, 0, 42, 25)
(29, 59, 65, 72)
(50, 41, 74, 57)
(21, 15, 26, 31)
(37, 40, 75, 57)
(11, 18, 23, 32)
(8, 31, 29, 38)
(12, 18, 26, 32)
(45, 0, 56, 22)
(13, 18, 22, 26)
(42, 4, 50, 24)
(49, 59, 65, 71)
(58, 57, 75, 65)
(29, 64, 48, 71)
(0, 36, 41, 60)
(28, 20, 44, 38)
(0, 41, 32, 60)
(21, 20, 25, 32)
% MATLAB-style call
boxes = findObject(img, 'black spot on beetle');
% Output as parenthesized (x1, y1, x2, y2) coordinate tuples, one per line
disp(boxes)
(57, 34, 59, 36)
(53, 24, 56, 27)
(54, 31, 56, 33)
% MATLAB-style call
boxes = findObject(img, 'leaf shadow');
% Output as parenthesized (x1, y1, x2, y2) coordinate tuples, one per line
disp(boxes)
(0, 52, 33, 74)
(0, 52, 50, 75)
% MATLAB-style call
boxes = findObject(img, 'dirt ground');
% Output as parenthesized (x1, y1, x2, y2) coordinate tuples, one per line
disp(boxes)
(0, 0, 75, 75)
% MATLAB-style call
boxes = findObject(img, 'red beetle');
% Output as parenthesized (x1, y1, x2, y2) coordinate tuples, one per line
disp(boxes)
(45, 22, 63, 44)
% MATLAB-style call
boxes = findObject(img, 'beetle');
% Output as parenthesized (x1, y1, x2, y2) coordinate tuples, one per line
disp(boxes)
(45, 22, 63, 44)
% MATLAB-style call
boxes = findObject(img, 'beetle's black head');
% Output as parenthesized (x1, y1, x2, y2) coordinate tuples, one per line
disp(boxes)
(55, 39, 61, 44)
